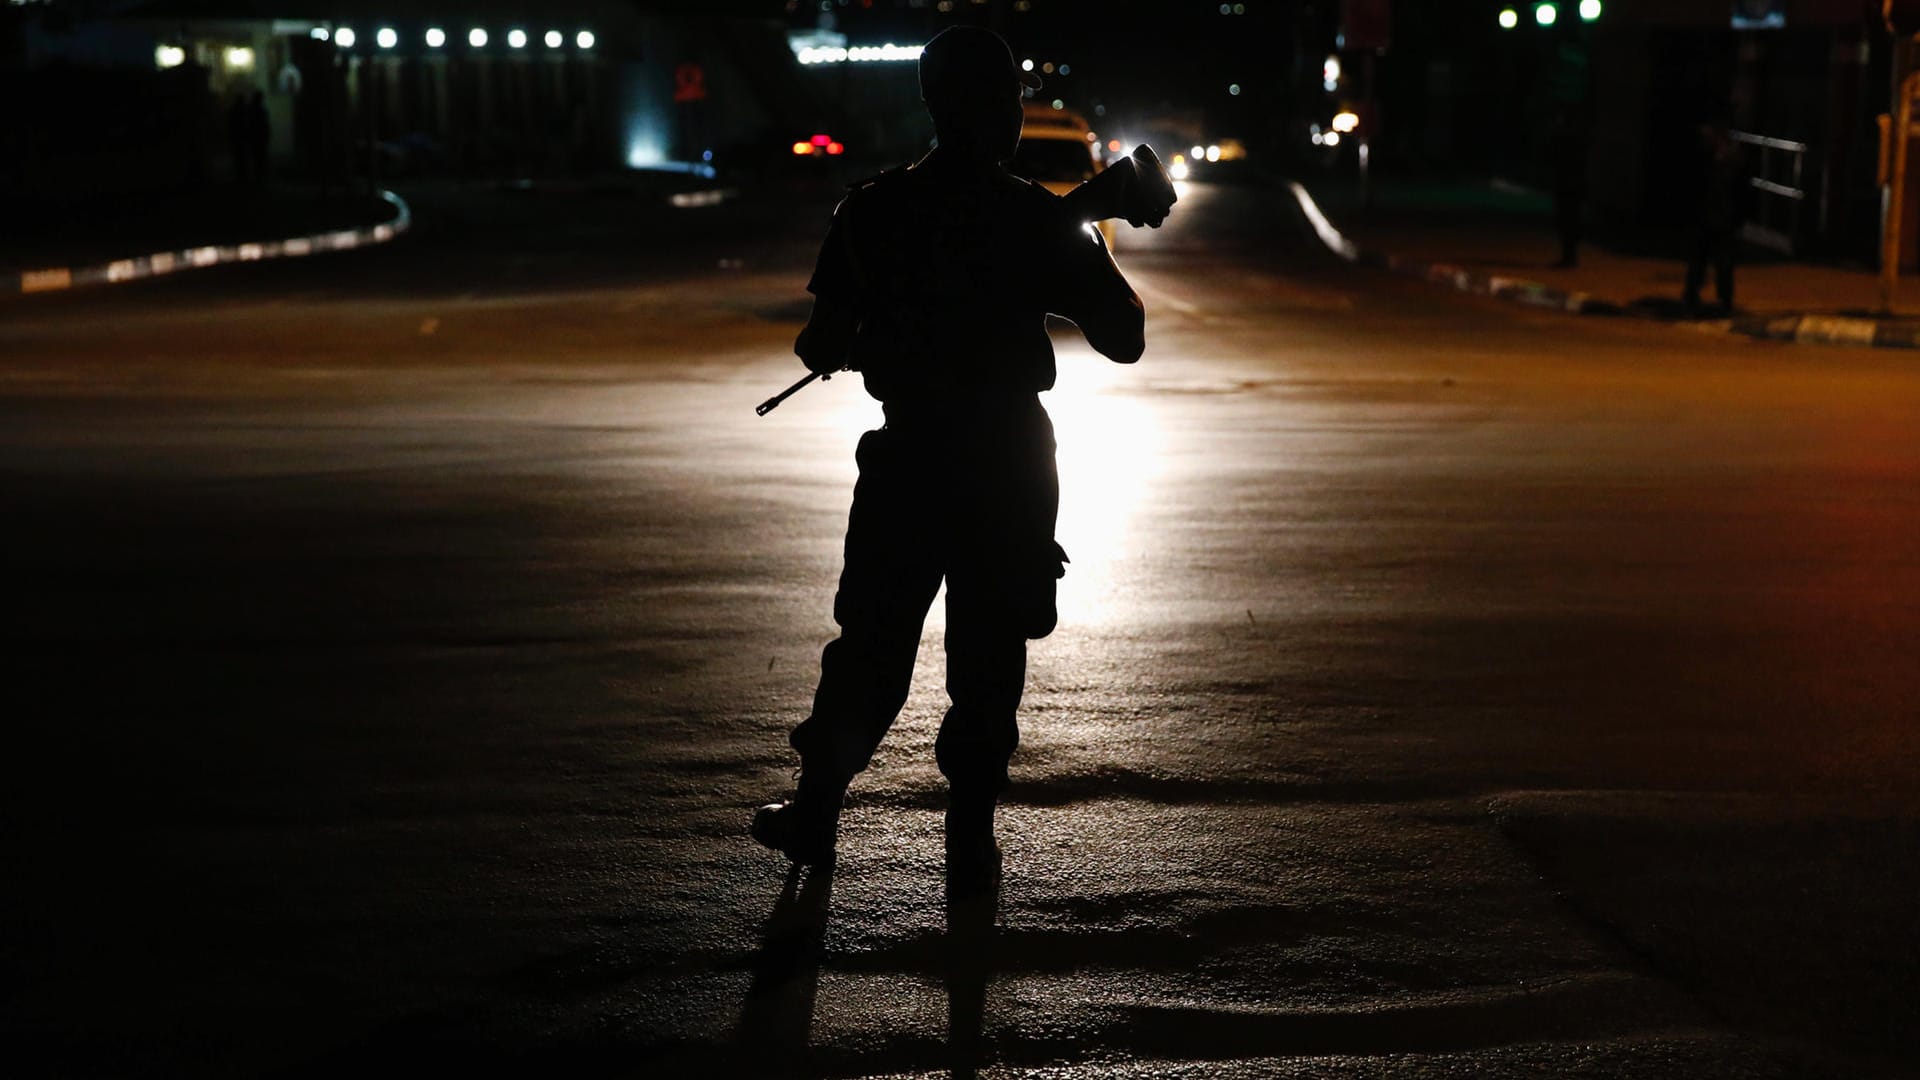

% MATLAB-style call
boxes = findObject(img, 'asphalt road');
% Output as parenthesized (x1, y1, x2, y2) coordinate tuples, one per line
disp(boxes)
(2, 176, 1916, 1079)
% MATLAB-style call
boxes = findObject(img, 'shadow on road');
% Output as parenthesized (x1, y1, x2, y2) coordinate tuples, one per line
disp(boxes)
(734, 863, 834, 1073)
(944, 875, 1002, 1079)
(731, 861, 1006, 1079)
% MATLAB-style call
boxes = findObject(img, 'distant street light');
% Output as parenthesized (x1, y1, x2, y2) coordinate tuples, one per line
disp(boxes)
(576, 31, 595, 50)
(469, 28, 487, 47)
(545, 30, 563, 48)
(1535, 3, 1558, 26)
(425, 27, 445, 48)
(335, 27, 356, 48)
(1498, 8, 1519, 29)
(508, 29, 528, 49)
(376, 28, 397, 50)
(1579, 0, 1602, 20)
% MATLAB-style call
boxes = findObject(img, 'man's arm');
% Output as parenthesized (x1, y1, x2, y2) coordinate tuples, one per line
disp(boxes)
(796, 199, 865, 374)
(1052, 224, 1145, 364)
(795, 295, 860, 374)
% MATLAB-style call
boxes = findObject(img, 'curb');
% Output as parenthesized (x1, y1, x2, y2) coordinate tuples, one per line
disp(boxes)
(1729, 313, 1920, 350)
(5, 190, 411, 299)
(1284, 180, 1602, 314)
(1375, 251, 1612, 315)
(1283, 181, 1920, 350)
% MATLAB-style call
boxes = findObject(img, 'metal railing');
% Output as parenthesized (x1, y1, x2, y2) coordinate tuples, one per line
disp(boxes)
(1731, 129, 1808, 254)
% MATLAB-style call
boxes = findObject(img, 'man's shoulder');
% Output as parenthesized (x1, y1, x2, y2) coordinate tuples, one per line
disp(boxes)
(841, 164, 914, 203)
(1001, 171, 1058, 199)
(826, 166, 915, 227)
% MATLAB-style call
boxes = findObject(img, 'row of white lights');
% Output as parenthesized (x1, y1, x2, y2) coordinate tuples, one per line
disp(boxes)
(795, 43, 922, 65)
(311, 26, 595, 50)
(1498, 1, 1601, 29)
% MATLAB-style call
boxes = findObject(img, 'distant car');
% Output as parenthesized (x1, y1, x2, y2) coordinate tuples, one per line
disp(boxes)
(1008, 104, 1117, 247)
(791, 133, 846, 158)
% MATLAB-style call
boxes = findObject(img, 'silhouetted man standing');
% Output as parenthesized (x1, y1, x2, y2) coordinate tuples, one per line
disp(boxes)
(754, 27, 1149, 887)
(1683, 105, 1750, 316)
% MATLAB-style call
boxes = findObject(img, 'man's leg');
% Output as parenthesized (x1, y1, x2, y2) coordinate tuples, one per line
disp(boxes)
(936, 582, 1028, 885)
(1714, 230, 1736, 311)
(758, 428, 941, 865)
(1683, 232, 1709, 312)
(935, 405, 1060, 884)
(791, 427, 944, 781)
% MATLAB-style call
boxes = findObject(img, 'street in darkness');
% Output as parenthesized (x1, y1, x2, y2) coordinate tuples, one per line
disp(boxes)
(2, 174, 1916, 1077)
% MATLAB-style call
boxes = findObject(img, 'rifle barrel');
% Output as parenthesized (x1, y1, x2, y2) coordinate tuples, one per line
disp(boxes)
(755, 371, 825, 416)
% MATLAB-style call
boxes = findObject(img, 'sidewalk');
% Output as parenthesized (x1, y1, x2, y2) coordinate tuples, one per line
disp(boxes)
(1294, 177, 1920, 349)
(0, 169, 740, 299)
(2, 182, 409, 297)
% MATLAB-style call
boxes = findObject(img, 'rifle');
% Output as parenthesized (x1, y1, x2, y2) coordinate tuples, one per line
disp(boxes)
(755, 144, 1176, 416)
(755, 370, 834, 417)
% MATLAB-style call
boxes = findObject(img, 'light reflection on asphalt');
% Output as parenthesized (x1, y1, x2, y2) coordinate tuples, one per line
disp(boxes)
(1049, 346, 1165, 631)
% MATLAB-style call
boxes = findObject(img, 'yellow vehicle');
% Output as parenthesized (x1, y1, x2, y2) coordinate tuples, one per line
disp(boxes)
(1008, 103, 1118, 247)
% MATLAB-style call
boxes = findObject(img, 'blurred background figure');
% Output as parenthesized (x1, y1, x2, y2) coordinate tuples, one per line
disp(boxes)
(227, 90, 253, 183)
(246, 91, 270, 185)
(1550, 103, 1591, 268)
(1683, 101, 1752, 315)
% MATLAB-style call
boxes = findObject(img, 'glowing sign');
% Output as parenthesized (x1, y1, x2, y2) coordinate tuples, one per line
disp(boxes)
(797, 43, 923, 65)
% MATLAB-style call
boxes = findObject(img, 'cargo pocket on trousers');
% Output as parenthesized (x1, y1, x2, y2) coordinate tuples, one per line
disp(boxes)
(1022, 540, 1070, 640)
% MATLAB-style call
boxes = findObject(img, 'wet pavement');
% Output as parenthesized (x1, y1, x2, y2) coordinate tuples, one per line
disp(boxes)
(1, 178, 1916, 1078)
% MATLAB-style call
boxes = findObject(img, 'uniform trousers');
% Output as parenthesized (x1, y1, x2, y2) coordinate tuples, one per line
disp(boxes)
(790, 396, 1064, 792)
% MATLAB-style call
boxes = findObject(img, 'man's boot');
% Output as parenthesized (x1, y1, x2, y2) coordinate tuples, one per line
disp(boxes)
(945, 786, 1002, 892)
(752, 771, 845, 868)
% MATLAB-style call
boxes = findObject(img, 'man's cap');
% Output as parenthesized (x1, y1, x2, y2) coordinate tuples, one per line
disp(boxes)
(919, 26, 1042, 104)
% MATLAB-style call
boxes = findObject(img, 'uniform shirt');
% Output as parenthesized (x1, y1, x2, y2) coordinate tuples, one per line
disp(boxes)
(806, 158, 1140, 409)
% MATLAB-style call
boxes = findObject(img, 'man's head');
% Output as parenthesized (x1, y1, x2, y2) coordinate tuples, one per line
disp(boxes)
(919, 26, 1040, 163)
